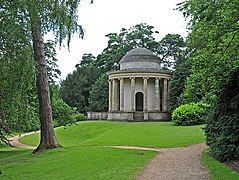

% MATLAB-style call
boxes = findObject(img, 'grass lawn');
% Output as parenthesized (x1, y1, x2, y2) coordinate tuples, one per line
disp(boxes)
(203, 150, 239, 180)
(0, 145, 156, 180)
(1, 121, 206, 179)
(0, 145, 27, 159)
(20, 121, 205, 148)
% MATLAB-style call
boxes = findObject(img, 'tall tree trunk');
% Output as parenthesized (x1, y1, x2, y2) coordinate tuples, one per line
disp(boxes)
(30, 22, 61, 154)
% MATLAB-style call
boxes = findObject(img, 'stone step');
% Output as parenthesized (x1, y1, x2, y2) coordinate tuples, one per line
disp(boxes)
(134, 112, 144, 121)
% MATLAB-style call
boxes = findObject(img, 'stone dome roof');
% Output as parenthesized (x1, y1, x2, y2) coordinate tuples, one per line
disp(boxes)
(119, 48, 161, 70)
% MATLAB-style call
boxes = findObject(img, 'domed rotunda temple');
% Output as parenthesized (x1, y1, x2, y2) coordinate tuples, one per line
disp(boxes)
(107, 48, 172, 121)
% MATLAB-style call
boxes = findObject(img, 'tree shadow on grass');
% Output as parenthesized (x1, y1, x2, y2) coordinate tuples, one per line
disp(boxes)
(0, 147, 29, 159)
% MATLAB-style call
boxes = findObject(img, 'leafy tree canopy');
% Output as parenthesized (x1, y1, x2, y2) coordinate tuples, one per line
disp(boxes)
(94, 23, 186, 72)
(178, 0, 239, 161)
(179, 0, 239, 104)
(88, 73, 109, 112)
(60, 65, 100, 113)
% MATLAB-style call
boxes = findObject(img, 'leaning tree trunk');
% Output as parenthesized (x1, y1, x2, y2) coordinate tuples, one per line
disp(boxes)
(30, 22, 61, 154)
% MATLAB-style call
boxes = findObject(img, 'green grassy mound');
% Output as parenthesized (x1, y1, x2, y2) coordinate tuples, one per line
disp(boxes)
(20, 121, 205, 148)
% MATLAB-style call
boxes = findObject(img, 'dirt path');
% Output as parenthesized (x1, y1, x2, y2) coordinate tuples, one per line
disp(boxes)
(8, 132, 37, 150)
(111, 144, 210, 180)
(9, 134, 210, 179)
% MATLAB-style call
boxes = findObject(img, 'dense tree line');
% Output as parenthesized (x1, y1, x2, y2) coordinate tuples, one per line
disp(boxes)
(169, 0, 239, 161)
(60, 23, 186, 113)
(1, 1, 37, 144)
(60, 64, 100, 113)
(0, 51, 38, 145)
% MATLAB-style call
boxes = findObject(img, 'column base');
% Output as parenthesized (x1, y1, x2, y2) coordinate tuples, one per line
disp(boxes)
(144, 112, 149, 120)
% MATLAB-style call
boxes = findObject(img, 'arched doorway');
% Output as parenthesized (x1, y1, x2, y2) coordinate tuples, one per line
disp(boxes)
(136, 92, 143, 111)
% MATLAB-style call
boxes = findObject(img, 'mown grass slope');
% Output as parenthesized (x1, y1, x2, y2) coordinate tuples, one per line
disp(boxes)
(20, 121, 205, 148)
(1, 121, 207, 179)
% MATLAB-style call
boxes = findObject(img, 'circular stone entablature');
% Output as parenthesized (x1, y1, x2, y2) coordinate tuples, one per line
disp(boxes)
(119, 48, 161, 70)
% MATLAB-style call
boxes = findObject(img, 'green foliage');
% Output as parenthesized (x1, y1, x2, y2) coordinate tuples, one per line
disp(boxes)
(95, 23, 159, 72)
(205, 67, 239, 161)
(94, 24, 186, 72)
(179, 0, 239, 161)
(179, 0, 239, 104)
(1, 0, 87, 146)
(169, 58, 192, 111)
(0, 18, 76, 144)
(52, 98, 76, 127)
(60, 65, 100, 113)
(0, 123, 10, 145)
(0, 2, 40, 142)
(1, 1, 32, 58)
(172, 102, 209, 126)
(159, 34, 186, 70)
(75, 53, 96, 68)
(88, 73, 109, 112)
(72, 113, 86, 122)
(44, 40, 61, 83)
(50, 85, 78, 127)
(27, 0, 84, 46)
(203, 150, 239, 179)
(0, 51, 39, 135)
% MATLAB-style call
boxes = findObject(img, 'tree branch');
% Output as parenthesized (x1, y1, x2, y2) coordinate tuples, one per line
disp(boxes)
(219, 30, 238, 60)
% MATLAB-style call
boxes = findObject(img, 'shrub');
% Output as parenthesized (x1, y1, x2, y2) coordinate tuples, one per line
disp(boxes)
(172, 102, 209, 126)
(72, 113, 86, 122)
(51, 85, 77, 127)
(52, 97, 77, 127)
(205, 67, 239, 161)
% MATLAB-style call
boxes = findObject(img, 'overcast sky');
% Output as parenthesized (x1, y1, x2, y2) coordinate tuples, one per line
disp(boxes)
(55, 0, 188, 80)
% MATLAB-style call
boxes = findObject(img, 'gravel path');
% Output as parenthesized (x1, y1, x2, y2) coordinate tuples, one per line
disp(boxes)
(9, 134, 210, 179)
(8, 132, 37, 150)
(111, 143, 210, 180)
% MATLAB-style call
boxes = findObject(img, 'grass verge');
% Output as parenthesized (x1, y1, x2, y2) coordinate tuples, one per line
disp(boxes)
(203, 149, 239, 180)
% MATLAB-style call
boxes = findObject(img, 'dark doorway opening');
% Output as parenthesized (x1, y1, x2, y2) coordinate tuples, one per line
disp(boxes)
(136, 92, 143, 111)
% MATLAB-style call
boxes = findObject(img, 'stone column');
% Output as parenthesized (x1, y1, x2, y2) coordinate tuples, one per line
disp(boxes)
(112, 79, 117, 111)
(163, 78, 168, 112)
(167, 79, 170, 111)
(159, 78, 161, 111)
(155, 78, 160, 111)
(143, 77, 148, 111)
(108, 79, 112, 111)
(130, 77, 135, 111)
(115, 80, 120, 111)
(119, 78, 124, 111)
